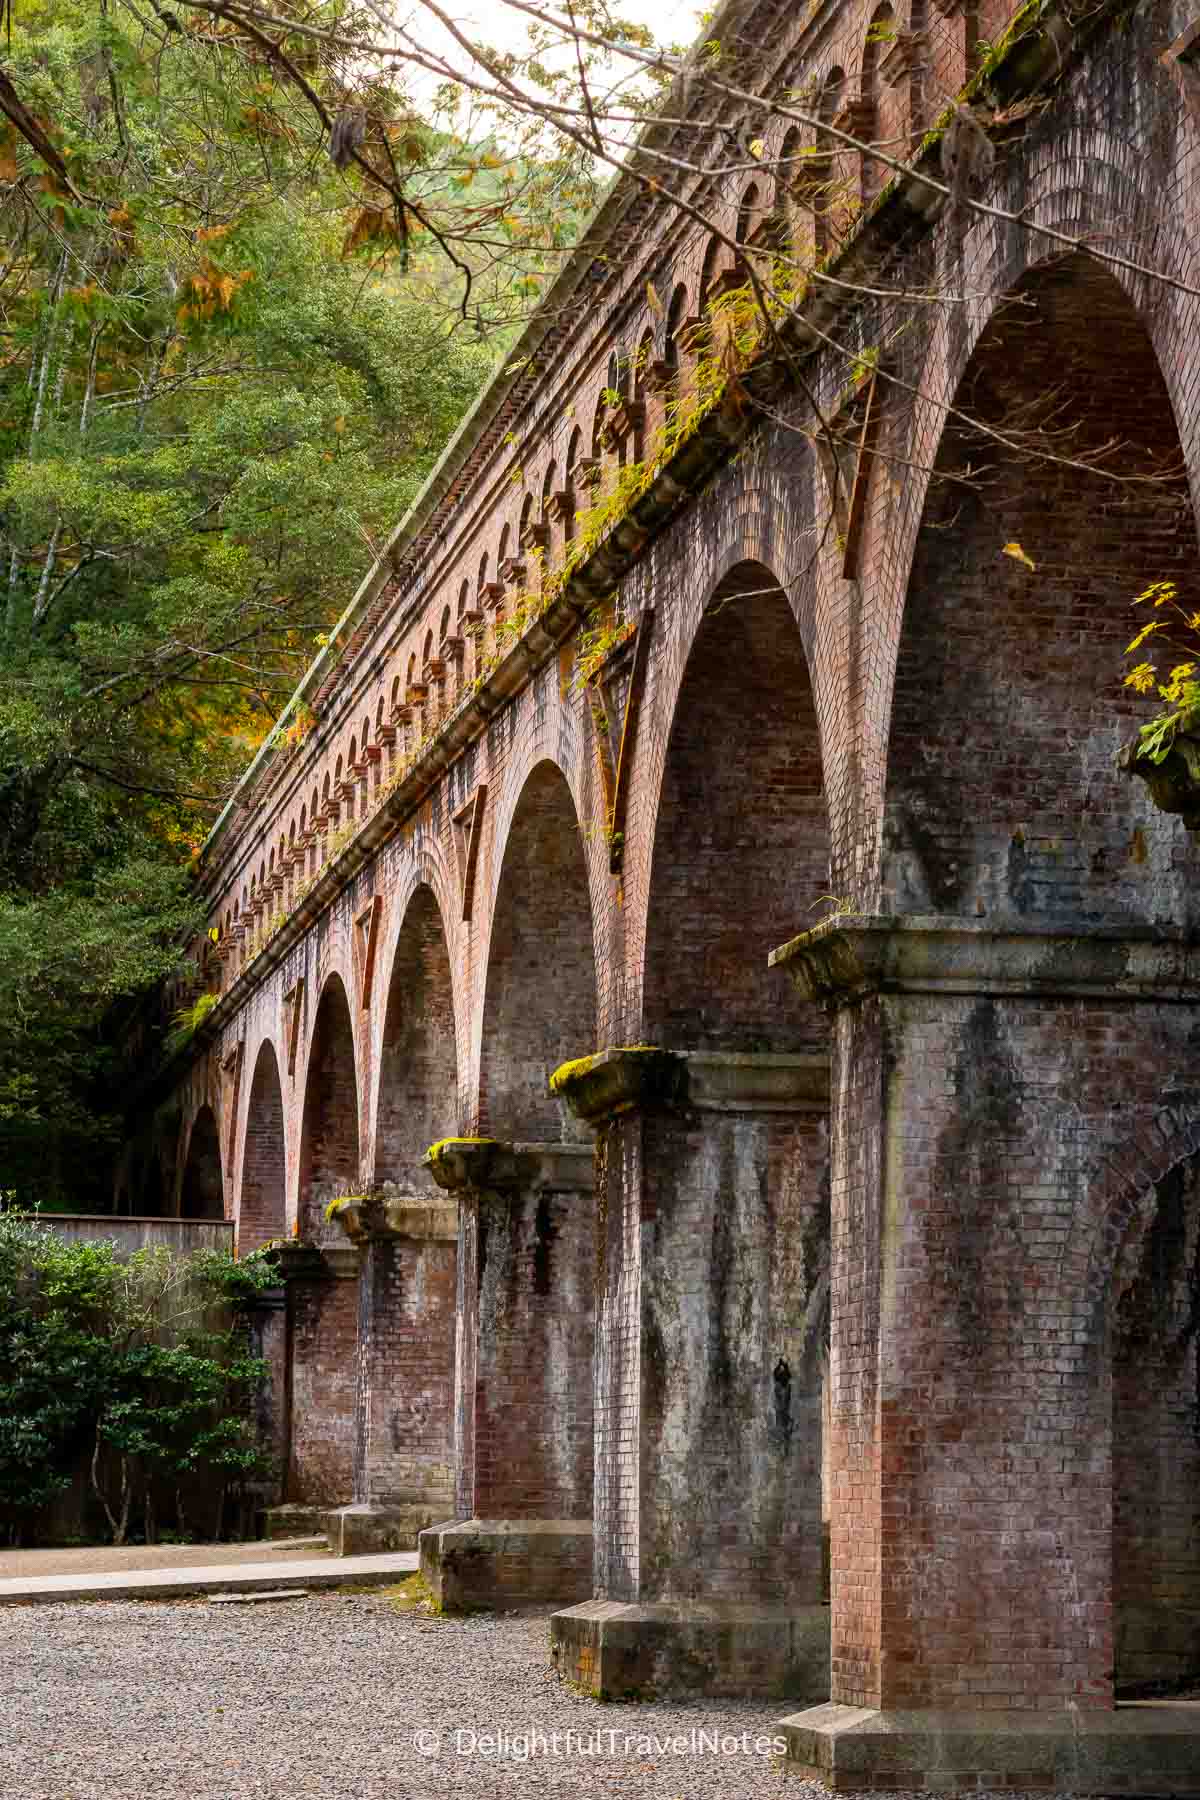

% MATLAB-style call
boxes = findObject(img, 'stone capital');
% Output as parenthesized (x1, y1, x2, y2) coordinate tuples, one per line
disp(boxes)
(550, 1047, 686, 1128)
(769, 913, 1200, 1007)
(422, 1136, 592, 1197)
(331, 1191, 459, 1243)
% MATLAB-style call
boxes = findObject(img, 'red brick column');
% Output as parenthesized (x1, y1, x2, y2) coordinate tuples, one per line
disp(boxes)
(771, 915, 1200, 1793)
(548, 1048, 832, 1700)
(418, 1138, 595, 1611)
(321, 1194, 459, 1556)
(272, 1241, 360, 1511)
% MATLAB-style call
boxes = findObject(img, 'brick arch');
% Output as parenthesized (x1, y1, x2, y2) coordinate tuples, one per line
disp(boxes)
(854, 111, 1200, 900)
(641, 556, 830, 1051)
(298, 970, 361, 1240)
(180, 1103, 224, 1220)
(238, 1037, 287, 1254)
(1062, 1101, 1200, 1695)
(373, 881, 460, 1186)
(478, 757, 597, 1140)
(881, 249, 1200, 928)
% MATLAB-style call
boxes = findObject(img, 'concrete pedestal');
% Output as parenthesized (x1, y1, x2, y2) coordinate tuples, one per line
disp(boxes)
(553, 1598, 830, 1702)
(779, 1701, 1200, 1794)
(420, 1518, 593, 1611)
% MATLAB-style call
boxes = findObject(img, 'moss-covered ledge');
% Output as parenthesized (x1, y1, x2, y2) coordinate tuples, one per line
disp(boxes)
(422, 1137, 521, 1192)
(549, 1047, 687, 1127)
(769, 913, 1200, 1007)
(330, 1190, 459, 1243)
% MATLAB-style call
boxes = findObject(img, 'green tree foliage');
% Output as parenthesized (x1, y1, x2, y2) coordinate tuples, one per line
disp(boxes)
(0, 1213, 280, 1546)
(0, 2, 515, 1200)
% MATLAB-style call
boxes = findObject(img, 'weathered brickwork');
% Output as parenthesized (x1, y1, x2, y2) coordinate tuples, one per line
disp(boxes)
(144, 0, 1200, 1779)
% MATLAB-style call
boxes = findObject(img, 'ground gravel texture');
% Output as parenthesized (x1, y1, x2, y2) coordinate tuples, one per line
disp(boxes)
(0, 1591, 1072, 1800)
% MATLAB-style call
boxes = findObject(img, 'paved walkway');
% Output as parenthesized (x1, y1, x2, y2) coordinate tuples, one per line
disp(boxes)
(0, 1542, 419, 1605)
(0, 1534, 328, 1580)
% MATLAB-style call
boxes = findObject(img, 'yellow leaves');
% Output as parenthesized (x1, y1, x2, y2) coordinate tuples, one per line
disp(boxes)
(175, 258, 254, 326)
(342, 206, 401, 257)
(332, 415, 346, 436)
(1126, 620, 1165, 654)
(1124, 662, 1158, 695)
(0, 129, 19, 184)
(1133, 579, 1177, 608)
(645, 280, 663, 318)
(196, 223, 232, 244)
(1160, 662, 1197, 705)
(1001, 540, 1036, 572)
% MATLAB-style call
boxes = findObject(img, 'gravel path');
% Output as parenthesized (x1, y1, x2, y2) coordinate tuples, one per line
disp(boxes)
(0, 1591, 802, 1798)
(0, 1591, 1079, 1800)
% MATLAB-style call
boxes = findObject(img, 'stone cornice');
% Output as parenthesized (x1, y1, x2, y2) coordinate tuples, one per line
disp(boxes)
(685, 1052, 829, 1112)
(769, 915, 1200, 1007)
(551, 1047, 830, 1125)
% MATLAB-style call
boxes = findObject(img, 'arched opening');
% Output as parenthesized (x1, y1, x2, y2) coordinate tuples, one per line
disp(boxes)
(376, 887, 459, 1183)
(664, 282, 687, 374)
(735, 179, 759, 256)
(860, 3, 894, 203)
(697, 234, 720, 313)
(815, 66, 845, 255)
(298, 974, 360, 1240)
(884, 254, 1200, 925)
(644, 563, 830, 1051)
(180, 1106, 223, 1220)
(240, 1041, 286, 1254)
(292, 974, 360, 1505)
(1112, 1153, 1200, 1695)
(635, 561, 832, 1615)
(480, 761, 596, 1140)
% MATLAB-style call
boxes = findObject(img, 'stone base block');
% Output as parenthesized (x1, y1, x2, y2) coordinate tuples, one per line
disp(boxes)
(550, 1598, 830, 1701)
(778, 1701, 1200, 1794)
(323, 1502, 451, 1556)
(420, 1518, 592, 1612)
(259, 1503, 327, 1541)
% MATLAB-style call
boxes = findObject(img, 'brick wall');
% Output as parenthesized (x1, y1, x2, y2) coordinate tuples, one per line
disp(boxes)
(637, 1105, 829, 1606)
(288, 1272, 358, 1504)
(829, 982, 1200, 1712)
(357, 1235, 457, 1506)
(240, 1041, 286, 1255)
(472, 1184, 594, 1517)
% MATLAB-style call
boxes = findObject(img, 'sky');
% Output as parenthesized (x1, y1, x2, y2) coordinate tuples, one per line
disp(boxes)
(393, 0, 708, 117)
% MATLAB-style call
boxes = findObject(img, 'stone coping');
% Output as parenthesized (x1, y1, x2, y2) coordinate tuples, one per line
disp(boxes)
(769, 914, 1200, 1006)
(422, 1138, 593, 1194)
(551, 1047, 830, 1125)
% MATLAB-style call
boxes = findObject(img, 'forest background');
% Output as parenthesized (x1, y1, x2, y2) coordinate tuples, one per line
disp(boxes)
(0, 0, 632, 1205)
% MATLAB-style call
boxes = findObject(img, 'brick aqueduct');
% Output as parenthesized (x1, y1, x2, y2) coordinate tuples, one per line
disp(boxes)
(126, 0, 1200, 1787)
